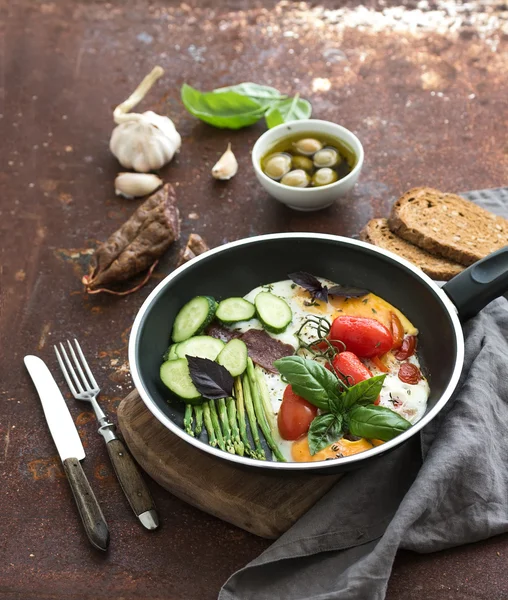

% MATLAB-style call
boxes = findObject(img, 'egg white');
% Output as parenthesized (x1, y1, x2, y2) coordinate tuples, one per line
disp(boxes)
(232, 279, 337, 350)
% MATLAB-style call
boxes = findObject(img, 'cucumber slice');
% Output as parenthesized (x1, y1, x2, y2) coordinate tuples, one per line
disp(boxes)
(162, 344, 179, 361)
(216, 297, 256, 324)
(160, 359, 202, 404)
(175, 336, 225, 361)
(254, 291, 292, 333)
(172, 296, 217, 343)
(216, 339, 248, 377)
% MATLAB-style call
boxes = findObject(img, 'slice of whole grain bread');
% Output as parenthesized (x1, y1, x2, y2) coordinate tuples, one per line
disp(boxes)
(388, 187, 508, 266)
(360, 218, 464, 280)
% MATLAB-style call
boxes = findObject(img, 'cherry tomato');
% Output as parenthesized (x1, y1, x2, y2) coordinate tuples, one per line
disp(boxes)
(394, 335, 417, 361)
(277, 385, 318, 441)
(333, 352, 380, 404)
(390, 313, 404, 350)
(332, 351, 372, 385)
(398, 362, 421, 384)
(329, 316, 393, 358)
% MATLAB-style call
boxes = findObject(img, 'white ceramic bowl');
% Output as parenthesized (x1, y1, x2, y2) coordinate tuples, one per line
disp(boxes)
(252, 119, 364, 211)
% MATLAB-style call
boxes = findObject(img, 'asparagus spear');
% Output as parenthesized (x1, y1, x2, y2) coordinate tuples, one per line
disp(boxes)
(247, 359, 286, 462)
(217, 397, 235, 454)
(234, 377, 254, 457)
(209, 400, 226, 451)
(184, 403, 194, 437)
(255, 364, 277, 436)
(227, 396, 244, 456)
(242, 373, 265, 460)
(202, 402, 217, 447)
(194, 404, 204, 437)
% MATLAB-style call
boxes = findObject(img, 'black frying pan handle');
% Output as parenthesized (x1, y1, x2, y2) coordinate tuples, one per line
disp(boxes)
(442, 247, 508, 321)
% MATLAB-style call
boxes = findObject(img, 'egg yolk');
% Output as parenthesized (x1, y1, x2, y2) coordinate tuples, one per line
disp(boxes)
(291, 436, 374, 462)
(295, 290, 417, 336)
(329, 293, 417, 335)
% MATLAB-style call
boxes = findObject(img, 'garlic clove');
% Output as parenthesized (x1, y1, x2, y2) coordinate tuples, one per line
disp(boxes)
(211, 143, 238, 180)
(114, 173, 163, 199)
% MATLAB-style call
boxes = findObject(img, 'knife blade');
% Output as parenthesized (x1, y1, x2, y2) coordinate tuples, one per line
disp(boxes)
(24, 355, 85, 461)
(24, 355, 110, 551)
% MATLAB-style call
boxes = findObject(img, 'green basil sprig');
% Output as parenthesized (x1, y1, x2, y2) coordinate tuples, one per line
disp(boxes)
(347, 405, 412, 441)
(265, 95, 312, 129)
(308, 413, 343, 456)
(181, 82, 312, 129)
(337, 375, 387, 411)
(275, 357, 411, 455)
(181, 84, 266, 129)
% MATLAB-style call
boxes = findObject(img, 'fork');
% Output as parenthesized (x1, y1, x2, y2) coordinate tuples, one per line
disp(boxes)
(55, 339, 159, 531)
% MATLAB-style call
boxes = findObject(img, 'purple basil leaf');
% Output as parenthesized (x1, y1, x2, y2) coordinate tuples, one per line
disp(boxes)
(288, 271, 328, 301)
(186, 355, 234, 400)
(327, 284, 369, 298)
(313, 287, 329, 302)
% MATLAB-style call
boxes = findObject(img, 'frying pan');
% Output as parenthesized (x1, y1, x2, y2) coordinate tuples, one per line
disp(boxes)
(128, 234, 508, 473)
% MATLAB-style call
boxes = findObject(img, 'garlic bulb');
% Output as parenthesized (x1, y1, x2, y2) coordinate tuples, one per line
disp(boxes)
(115, 173, 163, 198)
(110, 66, 181, 173)
(211, 143, 238, 180)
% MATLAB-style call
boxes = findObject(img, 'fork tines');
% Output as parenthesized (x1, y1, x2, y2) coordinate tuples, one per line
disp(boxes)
(55, 339, 99, 398)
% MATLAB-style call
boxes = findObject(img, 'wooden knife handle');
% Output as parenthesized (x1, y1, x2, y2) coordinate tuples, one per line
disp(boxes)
(106, 437, 159, 530)
(62, 457, 110, 551)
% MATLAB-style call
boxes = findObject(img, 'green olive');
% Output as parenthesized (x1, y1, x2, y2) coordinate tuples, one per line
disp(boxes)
(280, 169, 310, 188)
(262, 152, 292, 180)
(313, 147, 342, 168)
(291, 155, 314, 173)
(292, 138, 323, 156)
(312, 168, 339, 187)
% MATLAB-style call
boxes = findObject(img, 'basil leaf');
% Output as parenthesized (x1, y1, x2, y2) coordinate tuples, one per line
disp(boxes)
(287, 272, 367, 303)
(181, 84, 266, 129)
(187, 355, 234, 399)
(308, 413, 343, 455)
(265, 95, 312, 128)
(213, 82, 285, 108)
(327, 284, 370, 298)
(329, 393, 344, 416)
(340, 374, 387, 411)
(274, 356, 339, 410)
(287, 271, 328, 302)
(347, 405, 411, 441)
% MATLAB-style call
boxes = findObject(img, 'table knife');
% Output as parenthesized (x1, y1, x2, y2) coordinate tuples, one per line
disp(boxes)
(24, 355, 110, 551)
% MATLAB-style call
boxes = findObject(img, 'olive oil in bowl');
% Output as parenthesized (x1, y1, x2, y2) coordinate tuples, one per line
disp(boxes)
(260, 132, 356, 189)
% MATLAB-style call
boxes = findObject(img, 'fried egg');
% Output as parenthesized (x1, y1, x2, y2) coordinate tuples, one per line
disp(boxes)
(227, 278, 430, 462)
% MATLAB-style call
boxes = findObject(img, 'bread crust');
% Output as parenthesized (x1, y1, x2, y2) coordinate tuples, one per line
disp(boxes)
(388, 187, 508, 266)
(360, 218, 464, 280)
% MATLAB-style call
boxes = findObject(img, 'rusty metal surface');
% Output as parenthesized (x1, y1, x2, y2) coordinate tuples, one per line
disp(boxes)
(1, 0, 507, 598)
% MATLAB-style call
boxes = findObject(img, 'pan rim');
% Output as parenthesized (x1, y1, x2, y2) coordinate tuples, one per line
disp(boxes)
(128, 232, 465, 471)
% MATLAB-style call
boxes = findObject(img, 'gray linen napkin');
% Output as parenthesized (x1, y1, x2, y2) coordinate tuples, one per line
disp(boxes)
(220, 187, 508, 600)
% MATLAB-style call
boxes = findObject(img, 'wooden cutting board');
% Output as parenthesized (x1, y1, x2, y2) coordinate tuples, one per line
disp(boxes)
(117, 390, 341, 538)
